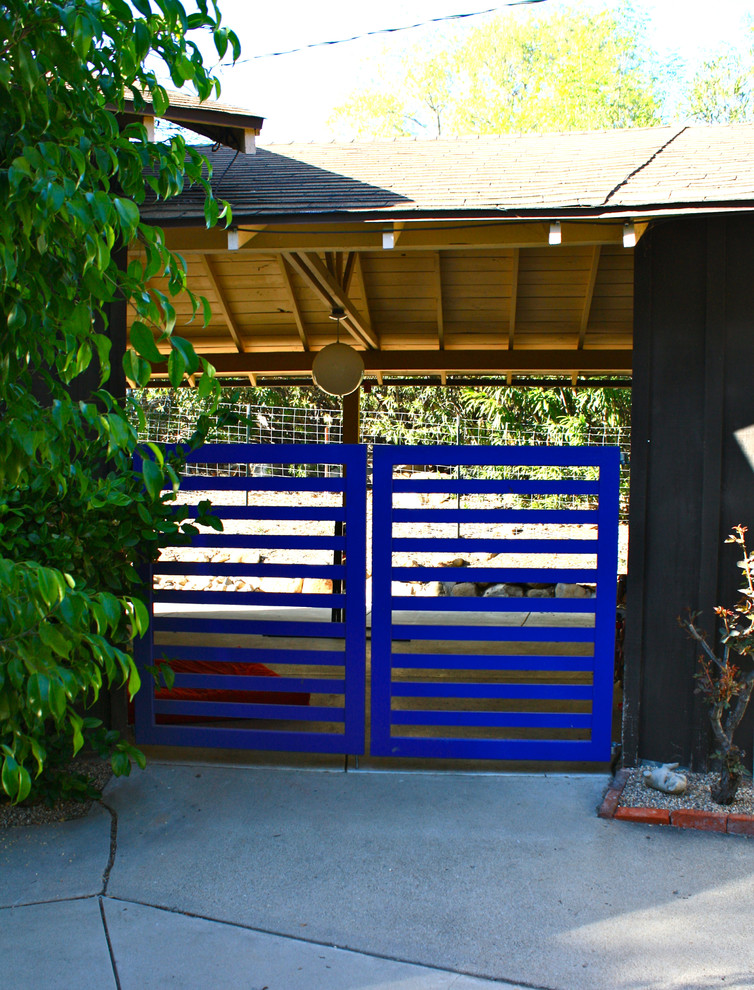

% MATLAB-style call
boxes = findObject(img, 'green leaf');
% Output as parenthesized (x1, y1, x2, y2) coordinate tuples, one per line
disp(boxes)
(167, 348, 187, 388)
(170, 336, 199, 375)
(113, 197, 140, 234)
(142, 458, 164, 499)
(123, 349, 152, 387)
(130, 322, 163, 363)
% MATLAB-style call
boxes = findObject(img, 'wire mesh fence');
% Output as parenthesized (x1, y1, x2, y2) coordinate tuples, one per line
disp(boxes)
(130, 397, 630, 515)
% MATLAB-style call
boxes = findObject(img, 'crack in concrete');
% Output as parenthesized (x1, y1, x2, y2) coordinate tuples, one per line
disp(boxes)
(100, 801, 118, 895)
(99, 896, 122, 990)
(102, 893, 549, 989)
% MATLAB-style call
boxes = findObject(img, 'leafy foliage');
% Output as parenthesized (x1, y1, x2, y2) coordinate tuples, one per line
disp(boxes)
(685, 34, 754, 124)
(681, 526, 754, 804)
(0, 0, 237, 803)
(330, 3, 663, 138)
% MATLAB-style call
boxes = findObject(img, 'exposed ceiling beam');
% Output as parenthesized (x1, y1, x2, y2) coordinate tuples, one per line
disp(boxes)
(284, 251, 379, 349)
(161, 220, 632, 255)
(277, 256, 309, 350)
(199, 253, 255, 386)
(154, 348, 632, 377)
(433, 252, 445, 350)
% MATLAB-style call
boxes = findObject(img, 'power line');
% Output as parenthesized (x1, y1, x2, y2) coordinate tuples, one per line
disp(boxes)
(236, 1, 550, 62)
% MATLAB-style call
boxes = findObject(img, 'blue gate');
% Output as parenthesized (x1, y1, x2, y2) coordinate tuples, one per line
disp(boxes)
(133, 443, 367, 754)
(370, 445, 620, 761)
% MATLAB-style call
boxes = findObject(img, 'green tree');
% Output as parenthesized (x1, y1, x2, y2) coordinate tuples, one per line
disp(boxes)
(685, 36, 754, 123)
(0, 0, 237, 803)
(330, 4, 663, 139)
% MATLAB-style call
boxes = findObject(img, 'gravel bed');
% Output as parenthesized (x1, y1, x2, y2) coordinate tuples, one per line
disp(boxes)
(618, 767, 754, 816)
(0, 757, 113, 829)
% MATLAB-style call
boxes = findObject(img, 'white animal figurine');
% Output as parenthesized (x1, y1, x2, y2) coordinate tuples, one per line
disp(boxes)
(642, 763, 687, 795)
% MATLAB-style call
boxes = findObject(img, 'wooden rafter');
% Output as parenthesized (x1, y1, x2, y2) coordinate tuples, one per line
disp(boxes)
(283, 251, 378, 349)
(343, 252, 356, 293)
(277, 256, 309, 351)
(579, 246, 601, 349)
(352, 254, 374, 347)
(199, 253, 255, 386)
(433, 252, 445, 350)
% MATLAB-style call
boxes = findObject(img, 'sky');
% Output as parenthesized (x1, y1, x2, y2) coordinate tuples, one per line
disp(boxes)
(196, 0, 754, 142)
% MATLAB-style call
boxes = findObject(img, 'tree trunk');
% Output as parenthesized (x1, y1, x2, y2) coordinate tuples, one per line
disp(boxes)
(710, 750, 742, 804)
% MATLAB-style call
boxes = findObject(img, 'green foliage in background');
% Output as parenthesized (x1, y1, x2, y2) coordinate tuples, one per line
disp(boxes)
(0, 0, 236, 804)
(330, 3, 663, 138)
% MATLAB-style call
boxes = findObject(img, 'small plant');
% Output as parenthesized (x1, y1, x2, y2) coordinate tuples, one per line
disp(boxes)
(680, 525, 754, 804)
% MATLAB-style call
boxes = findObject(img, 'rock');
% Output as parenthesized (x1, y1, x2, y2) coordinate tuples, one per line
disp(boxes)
(483, 583, 525, 598)
(643, 763, 688, 795)
(450, 582, 479, 597)
(441, 558, 470, 568)
(527, 587, 555, 598)
(555, 583, 595, 598)
(527, 582, 553, 589)
(425, 581, 445, 597)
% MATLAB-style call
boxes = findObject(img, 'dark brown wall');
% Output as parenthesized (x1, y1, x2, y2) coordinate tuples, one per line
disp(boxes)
(625, 215, 754, 769)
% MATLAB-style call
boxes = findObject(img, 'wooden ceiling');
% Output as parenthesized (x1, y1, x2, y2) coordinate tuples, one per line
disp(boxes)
(128, 220, 636, 384)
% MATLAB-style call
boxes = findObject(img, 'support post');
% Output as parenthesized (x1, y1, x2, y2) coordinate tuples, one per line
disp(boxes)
(333, 387, 360, 622)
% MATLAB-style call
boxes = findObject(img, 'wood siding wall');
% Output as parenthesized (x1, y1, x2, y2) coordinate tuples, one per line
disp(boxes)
(625, 215, 754, 769)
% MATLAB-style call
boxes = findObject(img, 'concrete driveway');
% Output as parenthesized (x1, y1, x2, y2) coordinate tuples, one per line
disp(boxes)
(2, 764, 753, 989)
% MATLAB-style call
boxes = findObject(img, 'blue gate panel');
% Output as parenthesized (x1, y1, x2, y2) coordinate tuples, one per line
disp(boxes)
(370, 444, 620, 762)
(133, 443, 366, 755)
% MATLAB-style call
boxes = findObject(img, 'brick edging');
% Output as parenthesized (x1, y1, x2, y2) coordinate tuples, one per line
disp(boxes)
(597, 770, 754, 835)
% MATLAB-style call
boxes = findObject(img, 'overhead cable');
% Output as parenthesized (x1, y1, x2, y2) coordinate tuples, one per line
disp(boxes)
(237, 0, 550, 61)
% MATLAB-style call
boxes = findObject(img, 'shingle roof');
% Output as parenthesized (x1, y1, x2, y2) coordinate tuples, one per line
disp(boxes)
(144, 124, 754, 224)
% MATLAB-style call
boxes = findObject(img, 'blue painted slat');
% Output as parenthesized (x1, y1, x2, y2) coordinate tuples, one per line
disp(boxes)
(390, 596, 595, 613)
(153, 591, 344, 607)
(390, 565, 597, 583)
(179, 442, 354, 465)
(393, 508, 598, 523)
(390, 653, 594, 671)
(154, 562, 345, 579)
(134, 724, 353, 753)
(392, 537, 597, 554)
(391, 683, 593, 700)
(175, 476, 345, 492)
(170, 674, 344, 692)
(161, 535, 345, 550)
(181, 505, 347, 522)
(153, 700, 344, 720)
(153, 617, 345, 638)
(154, 645, 345, 665)
(392, 624, 596, 642)
(390, 542, 597, 563)
(373, 737, 607, 761)
(388, 444, 614, 468)
(392, 479, 600, 496)
(391, 711, 592, 728)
